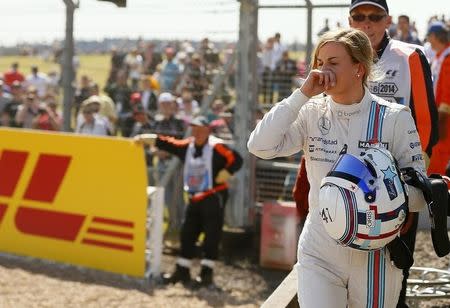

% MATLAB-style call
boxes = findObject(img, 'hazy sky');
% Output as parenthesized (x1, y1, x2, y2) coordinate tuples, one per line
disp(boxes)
(0, 0, 447, 46)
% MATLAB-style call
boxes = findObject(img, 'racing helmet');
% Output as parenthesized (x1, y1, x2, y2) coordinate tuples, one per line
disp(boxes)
(319, 145, 408, 250)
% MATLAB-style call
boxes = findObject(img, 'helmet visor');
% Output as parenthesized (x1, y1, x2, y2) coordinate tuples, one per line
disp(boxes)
(328, 154, 375, 194)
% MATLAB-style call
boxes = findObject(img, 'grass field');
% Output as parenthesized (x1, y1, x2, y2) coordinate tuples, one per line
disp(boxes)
(0, 54, 110, 91)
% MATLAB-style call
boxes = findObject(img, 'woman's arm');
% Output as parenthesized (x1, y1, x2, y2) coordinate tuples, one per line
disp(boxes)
(247, 89, 309, 159)
(392, 109, 427, 212)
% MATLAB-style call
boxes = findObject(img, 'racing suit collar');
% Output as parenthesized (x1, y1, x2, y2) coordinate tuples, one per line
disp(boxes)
(375, 31, 391, 61)
(329, 87, 372, 119)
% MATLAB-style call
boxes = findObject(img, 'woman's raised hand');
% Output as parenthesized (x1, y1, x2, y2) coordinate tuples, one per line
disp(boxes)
(300, 69, 336, 98)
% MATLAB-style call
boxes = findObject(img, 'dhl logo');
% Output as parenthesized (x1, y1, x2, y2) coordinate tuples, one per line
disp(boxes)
(0, 150, 135, 252)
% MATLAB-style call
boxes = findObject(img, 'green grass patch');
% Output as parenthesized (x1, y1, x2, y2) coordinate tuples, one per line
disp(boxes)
(0, 54, 110, 91)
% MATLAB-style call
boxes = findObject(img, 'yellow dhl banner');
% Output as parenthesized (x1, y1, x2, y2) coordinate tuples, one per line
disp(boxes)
(0, 128, 148, 277)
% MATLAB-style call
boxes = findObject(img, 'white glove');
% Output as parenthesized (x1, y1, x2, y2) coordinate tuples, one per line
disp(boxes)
(134, 133, 157, 146)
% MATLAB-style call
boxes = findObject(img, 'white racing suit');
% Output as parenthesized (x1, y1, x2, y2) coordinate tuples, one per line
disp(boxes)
(248, 88, 427, 307)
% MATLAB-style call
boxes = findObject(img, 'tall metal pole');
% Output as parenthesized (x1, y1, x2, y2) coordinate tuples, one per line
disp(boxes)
(305, 0, 313, 68)
(62, 0, 77, 132)
(231, 0, 258, 227)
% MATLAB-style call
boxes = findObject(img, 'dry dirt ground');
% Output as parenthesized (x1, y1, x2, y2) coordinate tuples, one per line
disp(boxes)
(0, 231, 449, 308)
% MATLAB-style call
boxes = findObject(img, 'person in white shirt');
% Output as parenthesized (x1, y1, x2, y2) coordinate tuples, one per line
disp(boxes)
(24, 66, 48, 98)
(76, 104, 111, 136)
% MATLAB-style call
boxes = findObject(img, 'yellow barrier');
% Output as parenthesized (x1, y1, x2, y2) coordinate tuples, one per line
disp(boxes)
(0, 128, 147, 277)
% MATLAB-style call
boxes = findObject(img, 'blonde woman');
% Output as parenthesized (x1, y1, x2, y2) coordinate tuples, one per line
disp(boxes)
(248, 29, 426, 307)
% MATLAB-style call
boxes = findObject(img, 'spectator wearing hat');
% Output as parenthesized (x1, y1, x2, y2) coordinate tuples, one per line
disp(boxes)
(88, 83, 117, 126)
(134, 115, 242, 288)
(78, 94, 116, 135)
(3, 62, 25, 88)
(427, 22, 450, 176)
(76, 103, 111, 136)
(152, 92, 186, 231)
(154, 92, 185, 138)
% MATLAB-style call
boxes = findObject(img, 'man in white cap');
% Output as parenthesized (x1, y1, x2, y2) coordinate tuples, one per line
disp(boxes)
(153, 92, 186, 232)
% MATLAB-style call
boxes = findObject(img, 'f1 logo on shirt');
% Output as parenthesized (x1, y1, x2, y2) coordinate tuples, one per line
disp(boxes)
(0, 150, 135, 251)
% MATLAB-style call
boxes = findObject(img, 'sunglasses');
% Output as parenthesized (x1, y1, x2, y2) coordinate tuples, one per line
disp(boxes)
(351, 14, 386, 22)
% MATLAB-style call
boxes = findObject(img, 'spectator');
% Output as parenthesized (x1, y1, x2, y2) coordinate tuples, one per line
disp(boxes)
(31, 97, 62, 131)
(124, 48, 143, 91)
(159, 47, 181, 93)
(74, 75, 92, 116)
(206, 99, 225, 123)
(88, 83, 117, 127)
(15, 87, 40, 129)
(24, 65, 49, 98)
(395, 15, 422, 45)
(3, 81, 23, 127)
(3, 62, 25, 88)
(317, 18, 330, 37)
(272, 32, 287, 69)
(104, 70, 133, 136)
(0, 80, 12, 113)
(130, 103, 156, 167)
(130, 102, 155, 138)
(144, 43, 163, 75)
(138, 75, 159, 116)
(210, 111, 234, 142)
(76, 103, 111, 136)
(47, 70, 60, 95)
(0, 110, 10, 127)
(153, 92, 186, 231)
(176, 89, 200, 126)
(185, 53, 208, 104)
(427, 22, 450, 175)
(134, 115, 243, 287)
(154, 92, 185, 138)
(261, 37, 275, 103)
(274, 50, 298, 100)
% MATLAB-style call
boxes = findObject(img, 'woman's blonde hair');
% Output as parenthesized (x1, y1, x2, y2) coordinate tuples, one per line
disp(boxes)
(311, 28, 376, 87)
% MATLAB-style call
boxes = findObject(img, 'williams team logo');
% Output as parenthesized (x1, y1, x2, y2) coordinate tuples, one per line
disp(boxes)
(318, 116, 331, 135)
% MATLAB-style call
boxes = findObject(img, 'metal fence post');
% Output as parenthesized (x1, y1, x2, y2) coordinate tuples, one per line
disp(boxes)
(62, 0, 77, 132)
(230, 0, 258, 228)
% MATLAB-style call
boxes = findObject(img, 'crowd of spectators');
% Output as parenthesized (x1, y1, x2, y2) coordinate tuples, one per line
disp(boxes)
(0, 13, 448, 202)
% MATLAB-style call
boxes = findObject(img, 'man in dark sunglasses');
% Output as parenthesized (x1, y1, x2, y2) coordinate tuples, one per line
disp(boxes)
(293, 1, 439, 307)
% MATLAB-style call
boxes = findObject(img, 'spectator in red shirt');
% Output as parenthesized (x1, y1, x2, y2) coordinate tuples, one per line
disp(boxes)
(427, 22, 450, 175)
(3, 62, 25, 88)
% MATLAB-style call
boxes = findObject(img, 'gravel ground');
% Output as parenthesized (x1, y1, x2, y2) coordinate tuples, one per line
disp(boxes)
(0, 231, 449, 307)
